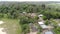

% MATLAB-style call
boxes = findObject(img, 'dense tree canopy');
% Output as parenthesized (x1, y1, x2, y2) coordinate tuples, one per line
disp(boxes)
(0, 3, 60, 19)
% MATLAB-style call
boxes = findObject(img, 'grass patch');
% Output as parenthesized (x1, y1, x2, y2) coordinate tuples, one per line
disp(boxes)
(0, 18, 21, 34)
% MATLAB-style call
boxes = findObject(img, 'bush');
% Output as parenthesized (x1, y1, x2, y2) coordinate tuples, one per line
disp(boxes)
(0, 13, 4, 18)
(45, 20, 49, 25)
(21, 24, 30, 34)
(53, 27, 60, 34)
(42, 16, 47, 20)
(34, 16, 39, 20)
(37, 31, 41, 34)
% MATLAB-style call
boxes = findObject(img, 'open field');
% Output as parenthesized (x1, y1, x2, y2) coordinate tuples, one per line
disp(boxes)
(0, 18, 21, 34)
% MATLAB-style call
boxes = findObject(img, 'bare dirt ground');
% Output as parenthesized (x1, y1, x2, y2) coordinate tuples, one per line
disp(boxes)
(0, 28, 6, 34)
(29, 32, 37, 34)
(0, 21, 7, 34)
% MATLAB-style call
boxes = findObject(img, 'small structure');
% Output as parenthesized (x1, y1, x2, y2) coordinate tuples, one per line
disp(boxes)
(38, 22, 48, 29)
(40, 25, 48, 29)
(44, 31, 53, 34)
(38, 22, 44, 25)
(38, 14, 43, 21)
(38, 14, 43, 17)
(38, 22, 53, 29)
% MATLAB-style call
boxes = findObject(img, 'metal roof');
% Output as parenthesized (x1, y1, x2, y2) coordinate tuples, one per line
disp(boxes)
(38, 22, 48, 29)
(40, 25, 47, 29)
(38, 14, 43, 17)
(45, 31, 53, 34)
(38, 22, 44, 25)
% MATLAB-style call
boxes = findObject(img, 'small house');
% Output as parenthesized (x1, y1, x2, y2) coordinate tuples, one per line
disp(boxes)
(38, 22, 53, 30)
(38, 22, 48, 29)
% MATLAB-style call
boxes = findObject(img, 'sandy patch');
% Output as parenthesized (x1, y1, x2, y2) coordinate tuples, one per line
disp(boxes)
(0, 28, 6, 34)
(0, 21, 4, 24)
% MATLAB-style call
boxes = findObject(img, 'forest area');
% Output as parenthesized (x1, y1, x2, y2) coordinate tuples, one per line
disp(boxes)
(0, 3, 60, 19)
(0, 2, 60, 34)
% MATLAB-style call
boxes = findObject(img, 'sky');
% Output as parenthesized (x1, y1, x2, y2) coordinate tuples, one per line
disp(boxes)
(0, 0, 60, 2)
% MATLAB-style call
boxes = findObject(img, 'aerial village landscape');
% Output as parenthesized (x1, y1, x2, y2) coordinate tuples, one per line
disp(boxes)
(0, 1, 60, 34)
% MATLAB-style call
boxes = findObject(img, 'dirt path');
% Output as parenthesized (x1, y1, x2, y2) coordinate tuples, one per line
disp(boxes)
(0, 21, 7, 34)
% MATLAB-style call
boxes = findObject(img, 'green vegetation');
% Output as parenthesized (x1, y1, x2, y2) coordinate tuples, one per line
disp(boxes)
(53, 27, 60, 34)
(0, 2, 60, 34)
(0, 3, 60, 19)
(49, 19, 60, 34)
(0, 18, 21, 34)
(19, 16, 30, 34)
(45, 20, 49, 25)
(19, 16, 38, 34)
